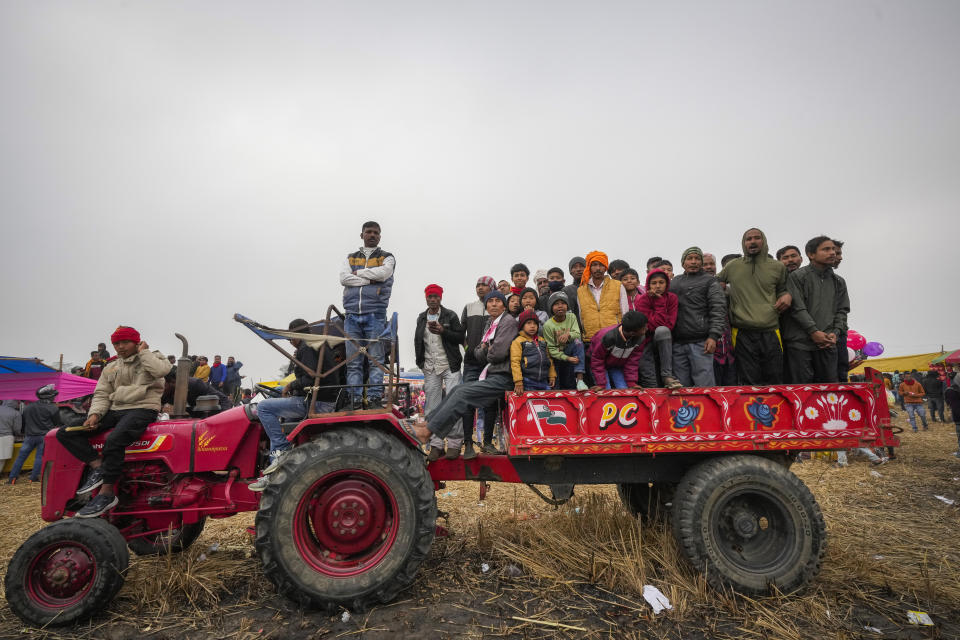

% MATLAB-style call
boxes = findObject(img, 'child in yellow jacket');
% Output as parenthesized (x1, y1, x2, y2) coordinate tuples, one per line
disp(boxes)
(511, 310, 556, 394)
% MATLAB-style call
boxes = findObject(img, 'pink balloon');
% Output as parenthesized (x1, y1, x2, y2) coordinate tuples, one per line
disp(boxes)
(847, 333, 866, 350)
(863, 342, 884, 357)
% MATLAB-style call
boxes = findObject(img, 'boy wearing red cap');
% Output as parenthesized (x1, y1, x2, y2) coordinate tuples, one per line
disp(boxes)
(56, 326, 172, 517)
(414, 284, 466, 460)
(511, 310, 555, 394)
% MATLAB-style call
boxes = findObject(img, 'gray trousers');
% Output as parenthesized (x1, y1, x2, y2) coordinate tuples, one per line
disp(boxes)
(639, 326, 674, 387)
(426, 373, 512, 439)
(423, 368, 463, 449)
(673, 340, 717, 387)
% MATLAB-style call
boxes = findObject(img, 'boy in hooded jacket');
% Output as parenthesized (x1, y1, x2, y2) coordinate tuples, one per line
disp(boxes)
(635, 270, 682, 389)
(589, 311, 648, 390)
(511, 310, 556, 393)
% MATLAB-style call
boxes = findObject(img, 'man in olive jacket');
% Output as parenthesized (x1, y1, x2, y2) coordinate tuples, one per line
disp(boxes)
(57, 326, 171, 518)
(717, 228, 792, 385)
(782, 236, 850, 383)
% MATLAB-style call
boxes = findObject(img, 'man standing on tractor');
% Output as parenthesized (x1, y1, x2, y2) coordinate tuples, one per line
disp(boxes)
(56, 326, 172, 517)
(340, 221, 395, 409)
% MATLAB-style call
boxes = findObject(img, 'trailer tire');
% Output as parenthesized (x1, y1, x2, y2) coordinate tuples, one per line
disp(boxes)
(4, 518, 129, 627)
(672, 455, 825, 595)
(127, 518, 206, 556)
(256, 427, 435, 611)
(617, 483, 675, 521)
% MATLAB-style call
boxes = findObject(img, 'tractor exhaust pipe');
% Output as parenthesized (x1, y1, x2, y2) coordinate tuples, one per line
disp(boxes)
(172, 333, 190, 418)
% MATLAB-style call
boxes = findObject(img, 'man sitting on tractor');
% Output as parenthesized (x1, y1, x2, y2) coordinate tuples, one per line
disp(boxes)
(56, 326, 172, 518)
(248, 318, 339, 491)
(160, 367, 232, 414)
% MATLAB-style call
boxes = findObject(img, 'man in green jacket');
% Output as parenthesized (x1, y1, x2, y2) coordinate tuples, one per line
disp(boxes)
(717, 228, 792, 385)
(782, 236, 850, 383)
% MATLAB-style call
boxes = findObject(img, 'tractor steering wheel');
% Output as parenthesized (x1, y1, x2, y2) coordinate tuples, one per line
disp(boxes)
(255, 383, 282, 398)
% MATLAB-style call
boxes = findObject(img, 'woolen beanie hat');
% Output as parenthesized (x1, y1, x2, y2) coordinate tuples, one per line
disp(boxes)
(548, 291, 570, 312)
(533, 269, 548, 282)
(424, 284, 443, 298)
(111, 326, 140, 344)
(681, 246, 703, 264)
(517, 309, 540, 327)
(477, 276, 496, 288)
(568, 256, 586, 272)
(483, 291, 507, 306)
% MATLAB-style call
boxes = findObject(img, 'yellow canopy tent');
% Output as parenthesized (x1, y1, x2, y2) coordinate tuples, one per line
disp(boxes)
(259, 373, 295, 388)
(849, 352, 944, 375)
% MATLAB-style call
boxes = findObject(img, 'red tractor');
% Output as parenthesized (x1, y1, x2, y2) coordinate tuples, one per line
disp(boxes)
(4, 311, 899, 627)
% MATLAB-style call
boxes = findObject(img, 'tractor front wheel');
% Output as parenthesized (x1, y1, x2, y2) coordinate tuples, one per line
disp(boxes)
(4, 518, 129, 627)
(255, 427, 435, 611)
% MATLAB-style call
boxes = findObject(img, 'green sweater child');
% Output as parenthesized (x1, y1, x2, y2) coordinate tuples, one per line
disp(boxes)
(541, 291, 589, 390)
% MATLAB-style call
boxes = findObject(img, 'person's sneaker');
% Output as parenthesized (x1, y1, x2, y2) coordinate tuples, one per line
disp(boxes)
(6, 477, 15, 485)
(262, 448, 292, 475)
(426, 446, 444, 463)
(482, 443, 501, 455)
(872, 457, 888, 466)
(463, 446, 478, 460)
(664, 377, 683, 390)
(74, 493, 119, 518)
(350, 397, 364, 411)
(248, 475, 271, 492)
(444, 447, 460, 460)
(952, 451, 960, 458)
(365, 397, 385, 410)
(76, 468, 104, 496)
(576, 380, 589, 391)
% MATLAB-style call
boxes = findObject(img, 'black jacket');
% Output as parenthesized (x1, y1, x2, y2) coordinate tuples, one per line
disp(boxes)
(22, 400, 62, 437)
(671, 271, 727, 343)
(782, 265, 850, 350)
(921, 372, 945, 398)
(415, 306, 465, 372)
(286, 341, 340, 403)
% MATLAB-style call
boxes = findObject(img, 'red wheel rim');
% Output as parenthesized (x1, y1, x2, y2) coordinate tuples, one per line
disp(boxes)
(292, 470, 399, 577)
(26, 542, 97, 609)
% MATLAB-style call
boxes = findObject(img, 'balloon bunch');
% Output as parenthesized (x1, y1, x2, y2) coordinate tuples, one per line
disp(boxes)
(846, 330, 884, 366)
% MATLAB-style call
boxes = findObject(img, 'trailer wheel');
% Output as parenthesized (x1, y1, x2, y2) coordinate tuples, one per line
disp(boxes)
(127, 518, 206, 556)
(255, 427, 436, 611)
(617, 483, 675, 521)
(672, 455, 826, 595)
(4, 518, 129, 627)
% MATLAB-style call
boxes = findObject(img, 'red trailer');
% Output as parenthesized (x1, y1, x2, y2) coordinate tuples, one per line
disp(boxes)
(3, 314, 898, 627)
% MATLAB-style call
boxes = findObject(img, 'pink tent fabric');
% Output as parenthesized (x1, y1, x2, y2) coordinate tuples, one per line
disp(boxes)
(0, 372, 98, 401)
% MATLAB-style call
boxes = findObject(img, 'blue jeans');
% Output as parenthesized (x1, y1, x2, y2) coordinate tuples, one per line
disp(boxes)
(523, 378, 552, 391)
(905, 403, 927, 431)
(555, 340, 586, 389)
(9, 435, 45, 481)
(344, 312, 387, 401)
(605, 368, 627, 389)
(257, 397, 336, 451)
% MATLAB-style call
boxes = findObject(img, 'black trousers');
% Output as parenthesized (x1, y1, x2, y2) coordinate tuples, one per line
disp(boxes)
(836, 331, 849, 382)
(786, 346, 839, 384)
(734, 329, 783, 385)
(928, 396, 945, 422)
(56, 408, 157, 484)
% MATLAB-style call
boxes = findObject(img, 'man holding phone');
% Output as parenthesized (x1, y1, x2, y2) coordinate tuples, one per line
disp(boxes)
(414, 284, 466, 461)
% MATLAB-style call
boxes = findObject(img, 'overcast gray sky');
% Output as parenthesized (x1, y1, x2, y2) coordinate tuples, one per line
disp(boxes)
(2, 1, 958, 383)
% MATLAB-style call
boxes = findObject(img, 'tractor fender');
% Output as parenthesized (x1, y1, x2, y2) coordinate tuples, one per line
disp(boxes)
(286, 412, 421, 449)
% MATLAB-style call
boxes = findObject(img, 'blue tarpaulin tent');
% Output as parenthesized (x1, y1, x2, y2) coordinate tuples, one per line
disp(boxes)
(0, 357, 55, 374)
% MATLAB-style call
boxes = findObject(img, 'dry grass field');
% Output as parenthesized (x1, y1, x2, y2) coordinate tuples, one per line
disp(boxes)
(0, 409, 958, 639)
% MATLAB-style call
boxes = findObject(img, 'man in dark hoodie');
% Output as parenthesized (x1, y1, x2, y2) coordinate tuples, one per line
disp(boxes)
(562, 257, 586, 334)
(921, 369, 946, 422)
(718, 228, 792, 385)
(411, 291, 517, 454)
(782, 236, 849, 384)
(944, 374, 960, 457)
(671, 247, 727, 387)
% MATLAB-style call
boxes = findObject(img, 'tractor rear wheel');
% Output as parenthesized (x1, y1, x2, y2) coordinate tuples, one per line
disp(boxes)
(255, 427, 436, 611)
(4, 518, 129, 627)
(672, 455, 826, 595)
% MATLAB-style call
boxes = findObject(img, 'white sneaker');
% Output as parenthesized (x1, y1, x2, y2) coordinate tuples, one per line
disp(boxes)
(248, 475, 270, 492)
(263, 448, 292, 475)
(576, 380, 589, 391)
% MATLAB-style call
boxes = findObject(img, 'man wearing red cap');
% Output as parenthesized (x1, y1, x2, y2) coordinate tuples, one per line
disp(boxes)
(56, 326, 172, 517)
(414, 284, 466, 461)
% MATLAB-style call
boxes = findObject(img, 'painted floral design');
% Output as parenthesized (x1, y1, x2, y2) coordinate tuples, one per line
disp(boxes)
(670, 399, 701, 432)
(814, 392, 853, 430)
(747, 397, 778, 429)
(804, 407, 819, 419)
(848, 409, 861, 421)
